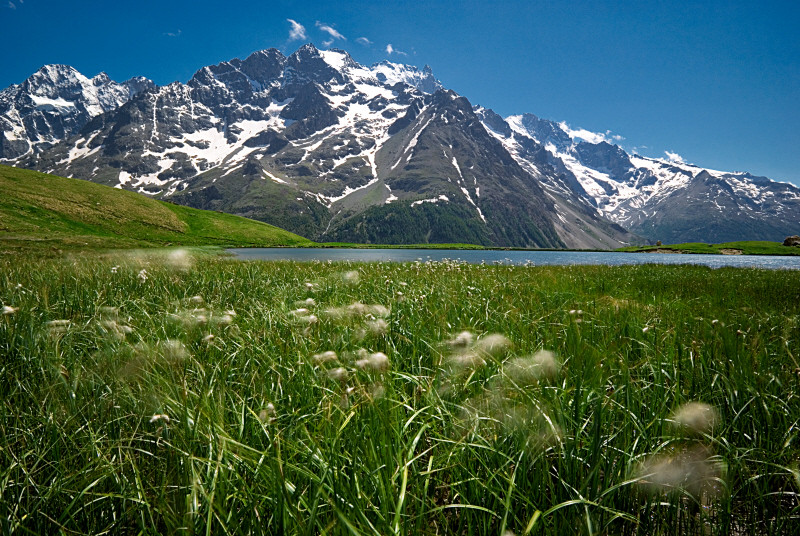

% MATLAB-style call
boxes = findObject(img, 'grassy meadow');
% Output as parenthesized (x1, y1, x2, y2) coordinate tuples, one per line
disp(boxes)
(1, 250, 799, 535)
(618, 241, 800, 256)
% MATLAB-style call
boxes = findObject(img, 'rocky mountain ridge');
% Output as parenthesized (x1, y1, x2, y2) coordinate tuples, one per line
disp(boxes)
(2, 44, 797, 245)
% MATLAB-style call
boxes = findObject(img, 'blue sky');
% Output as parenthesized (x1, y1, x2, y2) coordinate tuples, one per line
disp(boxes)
(3, 0, 799, 185)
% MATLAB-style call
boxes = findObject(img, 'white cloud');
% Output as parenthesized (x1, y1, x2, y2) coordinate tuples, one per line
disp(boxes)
(322, 39, 333, 47)
(316, 21, 345, 41)
(164, 29, 182, 37)
(559, 122, 608, 144)
(356, 37, 372, 46)
(664, 150, 685, 163)
(386, 43, 407, 56)
(287, 19, 307, 41)
(8, 1, 16, 9)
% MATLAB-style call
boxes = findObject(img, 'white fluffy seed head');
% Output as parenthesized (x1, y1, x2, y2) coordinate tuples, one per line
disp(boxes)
(447, 331, 474, 348)
(671, 402, 719, 435)
(137, 269, 148, 282)
(149, 414, 171, 424)
(313, 351, 338, 364)
(636, 445, 723, 497)
(505, 350, 560, 385)
(2, 305, 18, 315)
(474, 334, 511, 356)
(343, 270, 360, 284)
(327, 367, 348, 382)
(166, 249, 193, 271)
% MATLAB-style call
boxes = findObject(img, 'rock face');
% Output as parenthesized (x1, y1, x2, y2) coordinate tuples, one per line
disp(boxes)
(784, 236, 800, 247)
(2, 43, 797, 246)
(499, 113, 800, 243)
(0, 65, 154, 159)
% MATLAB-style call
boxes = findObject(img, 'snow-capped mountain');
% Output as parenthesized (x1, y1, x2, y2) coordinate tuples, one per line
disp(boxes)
(3, 44, 797, 245)
(478, 112, 800, 243)
(0, 65, 153, 159)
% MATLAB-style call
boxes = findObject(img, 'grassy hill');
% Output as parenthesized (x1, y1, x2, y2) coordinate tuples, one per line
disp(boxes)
(0, 165, 312, 253)
(618, 240, 800, 255)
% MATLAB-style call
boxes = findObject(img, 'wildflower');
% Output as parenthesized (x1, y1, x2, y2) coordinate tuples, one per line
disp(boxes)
(259, 403, 276, 423)
(291, 308, 310, 316)
(213, 313, 234, 326)
(166, 249, 193, 271)
(149, 414, 171, 424)
(189, 295, 204, 306)
(636, 445, 724, 497)
(642, 326, 650, 333)
(327, 367, 348, 381)
(137, 269, 148, 283)
(448, 352, 486, 370)
(202, 333, 215, 343)
(46, 319, 71, 335)
(343, 270, 360, 284)
(366, 318, 389, 335)
(225, 309, 237, 317)
(313, 351, 338, 364)
(671, 402, 718, 436)
(2, 305, 17, 315)
(110, 265, 119, 274)
(447, 331, 474, 348)
(474, 334, 511, 356)
(505, 350, 561, 385)
(160, 339, 189, 362)
(296, 298, 316, 307)
(356, 352, 390, 373)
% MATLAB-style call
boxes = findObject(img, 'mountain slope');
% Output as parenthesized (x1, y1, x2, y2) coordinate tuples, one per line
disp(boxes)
(504, 113, 800, 242)
(13, 45, 599, 248)
(0, 164, 311, 252)
(0, 65, 154, 160)
(4, 43, 794, 245)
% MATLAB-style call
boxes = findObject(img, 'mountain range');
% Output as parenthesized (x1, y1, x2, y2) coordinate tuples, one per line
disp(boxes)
(2, 44, 798, 247)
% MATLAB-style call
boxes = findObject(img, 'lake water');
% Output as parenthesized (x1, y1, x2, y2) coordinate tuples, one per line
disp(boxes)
(227, 248, 800, 270)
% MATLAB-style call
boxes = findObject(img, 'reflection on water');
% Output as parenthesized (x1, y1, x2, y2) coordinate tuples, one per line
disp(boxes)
(227, 248, 800, 270)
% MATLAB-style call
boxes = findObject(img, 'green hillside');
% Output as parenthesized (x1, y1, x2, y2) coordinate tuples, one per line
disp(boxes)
(0, 165, 312, 253)
(618, 240, 800, 255)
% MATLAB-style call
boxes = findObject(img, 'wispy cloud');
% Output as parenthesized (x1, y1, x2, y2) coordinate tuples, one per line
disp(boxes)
(287, 19, 307, 41)
(664, 150, 685, 163)
(386, 43, 407, 56)
(316, 21, 345, 41)
(7, 1, 16, 9)
(356, 37, 372, 46)
(164, 29, 182, 38)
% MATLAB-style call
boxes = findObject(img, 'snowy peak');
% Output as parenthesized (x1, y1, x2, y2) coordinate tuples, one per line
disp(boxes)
(0, 65, 154, 159)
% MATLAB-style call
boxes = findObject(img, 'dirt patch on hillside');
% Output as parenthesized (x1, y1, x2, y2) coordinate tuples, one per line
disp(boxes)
(718, 248, 743, 255)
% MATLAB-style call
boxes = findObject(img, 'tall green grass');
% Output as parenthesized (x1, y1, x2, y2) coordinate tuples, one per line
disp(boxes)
(1, 252, 798, 534)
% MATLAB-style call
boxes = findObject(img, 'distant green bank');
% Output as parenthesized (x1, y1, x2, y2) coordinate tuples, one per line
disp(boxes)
(0, 165, 311, 254)
(618, 240, 800, 256)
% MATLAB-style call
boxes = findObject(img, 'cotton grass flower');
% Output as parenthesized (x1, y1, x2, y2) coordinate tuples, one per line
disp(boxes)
(259, 403, 276, 423)
(504, 350, 561, 385)
(2, 305, 17, 315)
(343, 270, 360, 284)
(313, 351, 338, 364)
(474, 333, 511, 356)
(636, 445, 724, 497)
(327, 367, 348, 382)
(160, 339, 189, 363)
(166, 248, 193, 271)
(355, 352, 390, 373)
(671, 402, 718, 436)
(149, 414, 171, 424)
(137, 269, 148, 283)
(447, 331, 474, 348)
